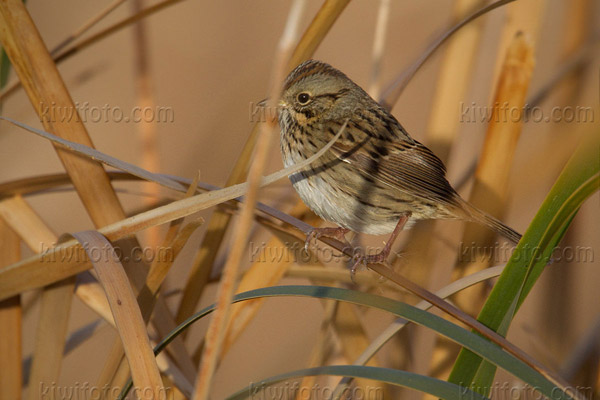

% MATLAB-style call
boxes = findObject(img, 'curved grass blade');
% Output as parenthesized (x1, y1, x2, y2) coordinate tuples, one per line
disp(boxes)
(448, 133, 600, 397)
(226, 365, 488, 400)
(118, 285, 575, 400)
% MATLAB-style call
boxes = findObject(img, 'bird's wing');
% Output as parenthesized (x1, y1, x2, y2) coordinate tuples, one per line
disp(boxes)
(331, 138, 460, 208)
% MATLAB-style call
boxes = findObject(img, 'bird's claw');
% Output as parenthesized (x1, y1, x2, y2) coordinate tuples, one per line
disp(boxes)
(304, 227, 350, 253)
(349, 250, 390, 282)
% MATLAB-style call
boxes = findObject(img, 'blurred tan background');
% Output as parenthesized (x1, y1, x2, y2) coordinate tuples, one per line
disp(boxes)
(1, 0, 599, 399)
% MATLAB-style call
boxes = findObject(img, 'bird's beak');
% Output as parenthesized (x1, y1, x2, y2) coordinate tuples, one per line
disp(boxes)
(256, 97, 286, 108)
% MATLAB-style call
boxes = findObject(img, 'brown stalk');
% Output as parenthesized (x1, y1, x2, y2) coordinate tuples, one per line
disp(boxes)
(0, 0, 185, 102)
(0, 168, 582, 395)
(71, 231, 163, 399)
(174, 115, 258, 326)
(0, 219, 21, 400)
(219, 201, 320, 359)
(0, 195, 193, 396)
(130, 0, 161, 249)
(295, 300, 338, 400)
(407, 0, 485, 387)
(0, 2, 178, 393)
(287, 0, 352, 70)
(456, 32, 534, 290)
(51, 0, 127, 56)
(0, 140, 348, 301)
(27, 277, 76, 400)
(366, 262, 579, 397)
(0, 196, 76, 400)
(0, 1, 128, 227)
(144, 216, 203, 383)
(103, 179, 202, 392)
(379, 0, 515, 110)
(175, 0, 351, 327)
(192, 0, 307, 394)
(487, 0, 545, 91)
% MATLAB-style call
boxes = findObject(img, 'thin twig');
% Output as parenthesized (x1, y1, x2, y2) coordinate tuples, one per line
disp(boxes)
(51, 0, 127, 55)
(0, 0, 186, 102)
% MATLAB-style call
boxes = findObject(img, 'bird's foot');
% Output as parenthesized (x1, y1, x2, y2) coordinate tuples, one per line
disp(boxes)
(304, 227, 350, 253)
(350, 247, 391, 281)
(349, 213, 411, 281)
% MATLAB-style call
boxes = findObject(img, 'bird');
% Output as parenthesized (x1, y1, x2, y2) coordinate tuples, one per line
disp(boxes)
(276, 59, 521, 271)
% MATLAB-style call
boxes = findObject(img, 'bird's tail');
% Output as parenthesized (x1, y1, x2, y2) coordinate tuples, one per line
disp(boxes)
(456, 199, 522, 244)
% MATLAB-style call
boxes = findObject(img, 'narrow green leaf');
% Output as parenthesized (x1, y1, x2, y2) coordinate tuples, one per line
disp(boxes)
(117, 285, 574, 400)
(226, 365, 489, 400)
(448, 133, 599, 396)
(0, 49, 10, 88)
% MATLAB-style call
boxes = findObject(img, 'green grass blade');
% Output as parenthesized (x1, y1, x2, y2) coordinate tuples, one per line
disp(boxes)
(226, 365, 489, 400)
(0, 49, 10, 88)
(118, 285, 575, 400)
(448, 133, 600, 396)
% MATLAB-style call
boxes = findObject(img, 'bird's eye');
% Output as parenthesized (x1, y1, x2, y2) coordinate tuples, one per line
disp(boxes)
(297, 92, 311, 105)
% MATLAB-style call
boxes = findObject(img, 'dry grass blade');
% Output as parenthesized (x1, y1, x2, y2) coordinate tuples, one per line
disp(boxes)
(367, 262, 577, 396)
(175, 209, 239, 326)
(145, 219, 204, 383)
(0, 0, 185, 101)
(146, 219, 204, 299)
(130, 0, 161, 249)
(0, 0, 127, 100)
(0, 124, 346, 301)
(379, 0, 516, 109)
(472, 31, 534, 222)
(0, 0, 129, 226)
(105, 179, 203, 391)
(0, 6, 163, 388)
(219, 202, 320, 359)
(0, 197, 162, 395)
(155, 350, 194, 398)
(51, 0, 127, 55)
(75, 273, 115, 327)
(0, 116, 185, 193)
(488, 0, 545, 90)
(27, 277, 76, 400)
(332, 265, 506, 397)
(456, 32, 535, 292)
(287, 0, 351, 70)
(151, 299, 198, 384)
(295, 301, 338, 400)
(368, 0, 391, 98)
(0, 196, 75, 400)
(141, 175, 203, 322)
(176, 0, 350, 327)
(0, 219, 21, 400)
(71, 231, 164, 399)
(193, 1, 305, 397)
(333, 302, 390, 397)
(426, 0, 484, 160)
(0, 196, 57, 250)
